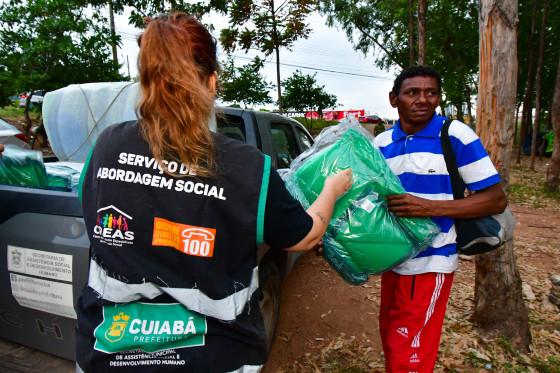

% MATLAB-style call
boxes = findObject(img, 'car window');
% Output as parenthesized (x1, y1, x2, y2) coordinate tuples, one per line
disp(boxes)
(216, 114, 246, 142)
(270, 122, 299, 169)
(294, 126, 313, 151)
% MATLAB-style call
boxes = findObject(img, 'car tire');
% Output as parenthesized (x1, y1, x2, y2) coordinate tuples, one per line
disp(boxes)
(258, 259, 282, 354)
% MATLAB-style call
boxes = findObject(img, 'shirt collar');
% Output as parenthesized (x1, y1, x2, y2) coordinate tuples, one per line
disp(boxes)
(392, 113, 446, 142)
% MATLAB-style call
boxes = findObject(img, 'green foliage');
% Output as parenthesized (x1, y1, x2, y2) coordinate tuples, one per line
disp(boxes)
(0, 105, 27, 120)
(317, 0, 479, 116)
(374, 122, 385, 136)
(219, 56, 274, 108)
(517, 0, 560, 121)
(0, 0, 126, 109)
(219, 0, 316, 111)
(220, 0, 315, 56)
(282, 70, 338, 114)
(112, 0, 228, 29)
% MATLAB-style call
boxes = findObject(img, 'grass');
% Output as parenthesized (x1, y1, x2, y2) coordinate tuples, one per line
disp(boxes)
(0, 104, 26, 119)
(509, 163, 560, 208)
(0, 104, 42, 125)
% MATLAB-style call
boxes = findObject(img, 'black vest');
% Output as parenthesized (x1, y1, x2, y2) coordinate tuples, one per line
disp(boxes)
(76, 121, 270, 372)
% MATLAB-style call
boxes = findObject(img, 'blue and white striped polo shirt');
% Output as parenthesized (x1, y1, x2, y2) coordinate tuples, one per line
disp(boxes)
(373, 114, 501, 275)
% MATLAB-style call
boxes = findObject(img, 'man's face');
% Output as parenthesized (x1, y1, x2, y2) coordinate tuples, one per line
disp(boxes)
(389, 75, 440, 133)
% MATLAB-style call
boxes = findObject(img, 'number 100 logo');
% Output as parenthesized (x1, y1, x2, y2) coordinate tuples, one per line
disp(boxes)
(181, 228, 215, 257)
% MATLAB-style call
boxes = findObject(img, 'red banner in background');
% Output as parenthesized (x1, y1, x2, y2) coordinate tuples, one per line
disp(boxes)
(321, 110, 365, 121)
(305, 111, 320, 119)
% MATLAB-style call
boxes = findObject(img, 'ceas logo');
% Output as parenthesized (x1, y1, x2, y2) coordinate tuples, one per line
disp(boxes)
(93, 205, 135, 245)
(152, 218, 215, 257)
(105, 312, 130, 343)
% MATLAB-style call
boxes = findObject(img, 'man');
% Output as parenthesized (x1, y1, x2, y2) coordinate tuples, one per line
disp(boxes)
(373, 65, 507, 372)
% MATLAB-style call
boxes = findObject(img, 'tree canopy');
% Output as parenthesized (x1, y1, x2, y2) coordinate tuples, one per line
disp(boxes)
(219, 0, 315, 113)
(219, 56, 275, 108)
(0, 0, 125, 111)
(318, 0, 479, 120)
(282, 69, 338, 115)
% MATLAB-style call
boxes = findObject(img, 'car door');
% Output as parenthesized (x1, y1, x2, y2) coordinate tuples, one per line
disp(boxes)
(269, 121, 313, 169)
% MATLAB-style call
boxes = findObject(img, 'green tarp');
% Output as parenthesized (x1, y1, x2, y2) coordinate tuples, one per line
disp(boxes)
(0, 145, 49, 187)
(284, 121, 440, 285)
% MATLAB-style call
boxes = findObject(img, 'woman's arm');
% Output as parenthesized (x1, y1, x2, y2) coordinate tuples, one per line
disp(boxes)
(286, 168, 353, 252)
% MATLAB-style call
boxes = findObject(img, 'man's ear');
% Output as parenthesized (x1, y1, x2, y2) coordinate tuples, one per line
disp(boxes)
(389, 91, 398, 108)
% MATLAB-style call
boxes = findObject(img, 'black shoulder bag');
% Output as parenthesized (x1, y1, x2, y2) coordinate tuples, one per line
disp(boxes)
(440, 119, 515, 255)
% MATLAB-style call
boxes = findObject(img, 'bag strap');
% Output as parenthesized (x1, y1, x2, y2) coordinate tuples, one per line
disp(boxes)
(440, 119, 464, 200)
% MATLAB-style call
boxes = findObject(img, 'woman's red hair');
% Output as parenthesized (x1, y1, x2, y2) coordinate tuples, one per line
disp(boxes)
(137, 13, 218, 178)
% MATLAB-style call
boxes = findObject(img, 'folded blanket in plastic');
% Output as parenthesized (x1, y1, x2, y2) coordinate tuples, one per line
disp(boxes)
(0, 145, 82, 191)
(282, 119, 440, 285)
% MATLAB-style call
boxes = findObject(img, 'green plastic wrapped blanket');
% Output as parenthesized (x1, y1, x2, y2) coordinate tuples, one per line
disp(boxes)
(283, 120, 440, 285)
(0, 145, 49, 187)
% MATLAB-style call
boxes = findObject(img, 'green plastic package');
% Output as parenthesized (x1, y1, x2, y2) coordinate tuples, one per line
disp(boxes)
(45, 162, 83, 191)
(283, 119, 440, 285)
(0, 145, 49, 187)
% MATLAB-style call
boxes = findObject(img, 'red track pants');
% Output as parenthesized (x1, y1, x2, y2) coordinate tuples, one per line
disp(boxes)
(379, 271, 454, 373)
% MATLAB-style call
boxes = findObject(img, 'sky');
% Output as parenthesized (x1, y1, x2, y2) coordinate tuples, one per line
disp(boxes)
(113, 11, 400, 120)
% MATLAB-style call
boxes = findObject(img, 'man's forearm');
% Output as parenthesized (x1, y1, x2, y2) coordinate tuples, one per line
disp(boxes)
(386, 183, 507, 218)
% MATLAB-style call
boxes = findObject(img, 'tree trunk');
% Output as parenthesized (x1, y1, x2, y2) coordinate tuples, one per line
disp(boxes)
(514, 102, 521, 147)
(516, 0, 539, 164)
(456, 102, 463, 123)
(275, 45, 282, 114)
(545, 53, 560, 192)
(465, 84, 473, 126)
(475, 0, 530, 351)
(109, 0, 118, 65)
(23, 93, 33, 134)
(417, 0, 426, 65)
(530, 0, 548, 170)
(271, 1, 283, 114)
(409, 0, 415, 66)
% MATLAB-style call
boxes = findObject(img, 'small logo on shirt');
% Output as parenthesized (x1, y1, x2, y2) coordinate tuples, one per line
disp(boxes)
(105, 312, 130, 343)
(410, 352, 420, 363)
(93, 205, 134, 246)
(396, 327, 408, 338)
(153, 217, 216, 257)
(428, 169, 436, 173)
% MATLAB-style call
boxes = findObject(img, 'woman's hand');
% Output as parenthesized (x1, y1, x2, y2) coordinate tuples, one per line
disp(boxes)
(324, 168, 353, 198)
(285, 168, 353, 252)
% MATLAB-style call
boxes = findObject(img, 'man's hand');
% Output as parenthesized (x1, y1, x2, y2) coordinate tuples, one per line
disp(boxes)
(312, 240, 324, 256)
(387, 183, 507, 219)
(386, 193, 435, 217)
(0, 144, 4, 157)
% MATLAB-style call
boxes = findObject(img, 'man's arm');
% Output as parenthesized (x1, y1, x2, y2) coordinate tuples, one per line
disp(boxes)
(386, 183, 507, 219)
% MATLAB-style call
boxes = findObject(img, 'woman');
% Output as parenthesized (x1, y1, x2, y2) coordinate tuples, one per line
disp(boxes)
(75, 13, 352, 373)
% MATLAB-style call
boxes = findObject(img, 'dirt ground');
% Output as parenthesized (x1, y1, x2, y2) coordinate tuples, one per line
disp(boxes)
(262, 155, 560, 373)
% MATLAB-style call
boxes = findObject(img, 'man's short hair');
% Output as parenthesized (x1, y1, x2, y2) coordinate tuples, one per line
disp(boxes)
(392, 66, 442, 95)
